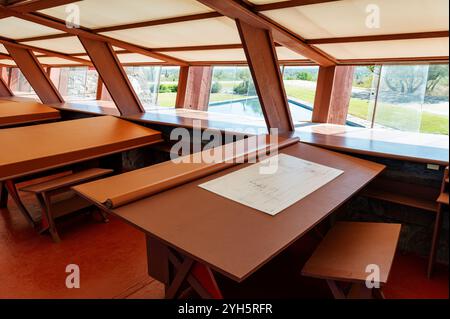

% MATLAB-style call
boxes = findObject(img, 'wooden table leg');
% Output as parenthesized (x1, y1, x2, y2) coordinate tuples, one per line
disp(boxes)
(146, 235, 223, 299)
(0, 182, 8, 208)
(428, 204, 443, 278)
(4, 180, 36, 229)
(36, 193, 60, 243)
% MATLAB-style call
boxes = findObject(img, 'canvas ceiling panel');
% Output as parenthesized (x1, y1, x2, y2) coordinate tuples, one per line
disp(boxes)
(276, 47, 307, 60)
(316, 38, 450, 59)
(40, 0, 214, 29)
(37, 57, 82, 65)
(261, 0, 449, 39)
(248, 0, 286, 4)
(101, 17, 241, 48)
(21, 37, 85, 54)
(161, 49, 247, 61)
(117, 53, 163, 64)
(0, 17, 63, 39)
(0, 45, 7, 54)
(0, 59, 16, 66)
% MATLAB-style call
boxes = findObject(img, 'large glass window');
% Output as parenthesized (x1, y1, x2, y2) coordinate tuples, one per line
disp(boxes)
(282, 66, 319, 122)
(208, 66, 262, 118)
(348, 64, 449, 135)
(9, 68, 36, 96)
(52, 67, 99, 101)
(125, 66, 180, 109)
(158, 66, 180, 107)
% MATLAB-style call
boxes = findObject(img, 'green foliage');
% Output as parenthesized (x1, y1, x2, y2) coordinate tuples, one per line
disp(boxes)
(233, 80, 255, 95)
(159, 84, 178, 93)
(211, 82, 222, 94)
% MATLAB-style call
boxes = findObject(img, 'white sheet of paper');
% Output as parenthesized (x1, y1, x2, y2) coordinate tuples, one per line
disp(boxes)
(199, 154, 344, 216)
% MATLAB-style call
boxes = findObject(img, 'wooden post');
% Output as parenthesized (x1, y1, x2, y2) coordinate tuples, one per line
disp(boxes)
(177, 66, 213, 111)
(175, 66, 189, 108)
(236, 19, 294, 132)
(4, 45, 64, 103)
(312, 66, 355, 124)
(0, 70, 12, 97)
(78, 36, 144, 115)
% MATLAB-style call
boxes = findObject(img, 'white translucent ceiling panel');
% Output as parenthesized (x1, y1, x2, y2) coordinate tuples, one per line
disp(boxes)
(316, 38, 450, 60)
(0, 44, 7, 54)
(37, 57, 82, 65)
(101, 17, 241, 48)
(22, 37, 85, 54)
(162, 49, 247, 62)
(261, 0, 449, 39)
(0, 17, 62, 39)
(276, 47, 306, 60)
(117, 53, 163, 64)
(0, 59, 16, 66)
(40, 0, 213, 29)
(248, 0, 285, 4)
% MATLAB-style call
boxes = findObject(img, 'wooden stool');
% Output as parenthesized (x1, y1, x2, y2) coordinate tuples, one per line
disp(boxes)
(20, 168, 113, 243)
(302, 222, 401, 299)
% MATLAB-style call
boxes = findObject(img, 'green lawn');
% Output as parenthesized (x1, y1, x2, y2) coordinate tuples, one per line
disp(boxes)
(284, 85, 449, 135)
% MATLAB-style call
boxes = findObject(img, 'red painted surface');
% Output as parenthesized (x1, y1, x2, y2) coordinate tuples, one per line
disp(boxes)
(0, 187, 447, 299)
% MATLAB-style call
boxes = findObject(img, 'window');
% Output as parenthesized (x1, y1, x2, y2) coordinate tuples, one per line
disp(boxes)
(348, 64, 449, 135)
(8, 68, 36, 96)
(51, 67, 99, 101)
(208, 66, 262, 118)
(282, 66, 319, 122)
(125, 66, 180, 109)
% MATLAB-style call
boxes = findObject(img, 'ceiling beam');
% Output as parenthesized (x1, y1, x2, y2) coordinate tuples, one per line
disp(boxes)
(8, 0, 80, 12)
(254, 0, 340, 11)
(4, 43, 64, 103)
(237, 19, 294, 132)
(196, 0, 335, 66)
(0, 36, 92, 65)
(307, 31, 450, 44)
(78, 36, 144, 115)
(0, 5, 189, 65)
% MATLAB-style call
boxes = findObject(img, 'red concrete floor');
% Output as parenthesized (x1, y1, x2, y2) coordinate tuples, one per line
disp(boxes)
(0, 188, 448, 299)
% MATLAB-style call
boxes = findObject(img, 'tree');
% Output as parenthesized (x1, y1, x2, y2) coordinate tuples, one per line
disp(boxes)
(383, 65, 427, 94)
(426, 64, 449, 94)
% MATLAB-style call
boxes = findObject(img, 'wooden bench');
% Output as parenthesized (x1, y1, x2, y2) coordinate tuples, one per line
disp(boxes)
(428, 166, 449, 278)
(302, 222, 401, 299)
(20, 168, 113, 242)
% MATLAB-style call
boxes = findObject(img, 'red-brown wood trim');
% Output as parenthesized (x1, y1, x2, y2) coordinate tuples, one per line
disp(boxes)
(78, 36, 144, 115)
(8, 0, 79, 12)
(4, 44, 64, 103)
(237, 19, 294, 132)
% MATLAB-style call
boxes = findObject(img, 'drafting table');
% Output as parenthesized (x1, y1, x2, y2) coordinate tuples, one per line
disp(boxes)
(0, 101, 61, 128)
(0, 115, 162, 229)
(74, 135, 385, 298)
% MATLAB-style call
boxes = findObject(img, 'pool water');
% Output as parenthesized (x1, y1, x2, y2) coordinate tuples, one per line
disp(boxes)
(208, 98, 313, 123)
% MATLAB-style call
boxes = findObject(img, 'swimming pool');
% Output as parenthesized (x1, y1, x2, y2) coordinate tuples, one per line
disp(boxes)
(209, 97, 362, 127)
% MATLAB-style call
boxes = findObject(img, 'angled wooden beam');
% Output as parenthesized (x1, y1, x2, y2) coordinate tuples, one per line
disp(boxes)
(307, 31, 450, 44)
(254, 0, 340, 11)
(197, 0, 335, 66)
(4, 44, 64, 103)
(78, 36, 144, 115)
(236, 20, 294, 132)
(0, 4, 188, 66)
(0, 72, 13, 97)
(175, 66, 189, 108)
(312, 65, 354, 124)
